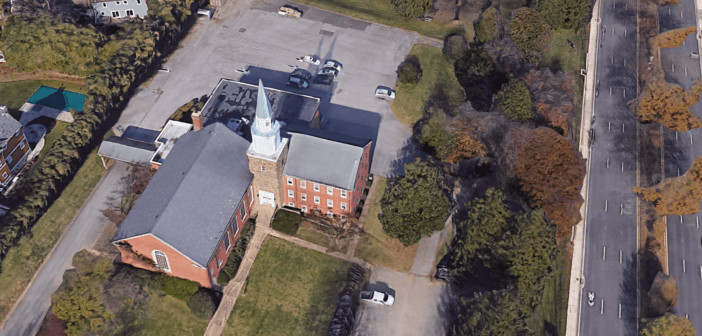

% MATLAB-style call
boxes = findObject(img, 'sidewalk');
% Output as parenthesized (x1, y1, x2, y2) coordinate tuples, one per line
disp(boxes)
(0, 162, 130, 336)
(564, 0, 602, 334)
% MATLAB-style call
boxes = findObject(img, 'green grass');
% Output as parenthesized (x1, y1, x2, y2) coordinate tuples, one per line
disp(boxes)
(392, 44, 465, 127)
(354, 177, 417, 271)
(134, 288, 209, 336)
(224, 237, 351, 336)
(540, 29, 588, 141)
(0, 145, 107, 321)
(530, 240, 572, 335)
(0, 80, 87, 119)
(295, 227, 331, 247)
(290, 0, 459, 40)
(271, 209, 302, 235)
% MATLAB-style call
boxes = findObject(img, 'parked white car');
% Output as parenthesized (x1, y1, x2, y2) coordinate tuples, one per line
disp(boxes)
(299, 55, 321, 65)
(317, 67, 339, 77)
(323, 59, 343, 72)
(360, 290, 394, 306)
(375, 86, 395, 99)
(278, 6, 301, 18)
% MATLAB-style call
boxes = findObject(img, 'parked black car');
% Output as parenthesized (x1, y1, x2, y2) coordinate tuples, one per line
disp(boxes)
(313, 74, 334, 85)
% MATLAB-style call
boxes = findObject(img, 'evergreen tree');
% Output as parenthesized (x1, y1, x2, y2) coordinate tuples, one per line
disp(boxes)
(533, 0, 591, 31)
(497, 78, 535, 121)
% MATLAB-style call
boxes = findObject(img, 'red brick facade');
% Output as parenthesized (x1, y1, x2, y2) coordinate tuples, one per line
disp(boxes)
(282, 143, 371, 217)
(115, 184, 255, 287)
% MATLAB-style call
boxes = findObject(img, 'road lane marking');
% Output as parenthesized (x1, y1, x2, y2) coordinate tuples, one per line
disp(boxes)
(609, 121, 611, 131)
(619, 303, 622, 318)
(607, 158, 610, 168)
(601, 300, 604, 314)
(691, 134, 693, 144)
(676, 131, 679, 140)
(624, 29, 627, 38)
(622, 124, 625, 133)
(623, 89, 626, 98)
(696, 216, 698, 228)
(621, 161, 624, 172)
(611, 56, 614, 64)
(605, 200, 608, 211)
(620, 250, 622, 264)
(683, 259, 686, 273)
(673, 64, 675, 72)
(620, 204, 623, 215)
(610, 87, 612, 95)
(681, 215, 683, 223)
(669, 8, 671, 15)
(603, 246, 606, 260)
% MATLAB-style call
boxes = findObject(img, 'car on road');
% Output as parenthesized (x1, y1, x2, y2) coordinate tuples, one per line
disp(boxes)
(323, 59, 343, 72)
(158, 67, 170, 73)
(313, 74, 334, 85)
(375, 86, 395, 99)
(360, 290, 394, 306)
(299, 55, 321, 65)
(291, 68, 312, 81)
(278, 6, 301, 18)
(317, 67, 339, 77)
(287, 76, 309, 89)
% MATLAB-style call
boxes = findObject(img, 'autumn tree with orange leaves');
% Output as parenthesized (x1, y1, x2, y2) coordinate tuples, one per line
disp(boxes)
(513, 127, 585, 237)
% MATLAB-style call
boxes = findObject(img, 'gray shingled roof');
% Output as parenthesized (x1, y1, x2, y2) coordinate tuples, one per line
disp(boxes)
(97, 136, 158, 165)
(283, 132, 367, 191)
(0, 110, 22, 149)
(112, 123, 254, 267)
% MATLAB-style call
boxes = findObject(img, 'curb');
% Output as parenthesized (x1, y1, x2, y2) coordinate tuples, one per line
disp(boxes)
(565, 0, 603, 334)
(0, 163, 116, 331)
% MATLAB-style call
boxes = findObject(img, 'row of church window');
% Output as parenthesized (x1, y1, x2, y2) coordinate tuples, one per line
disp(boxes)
(287, 190, 347, 209)
(286, 177, 348, 198)
(289, 203, 348, 218)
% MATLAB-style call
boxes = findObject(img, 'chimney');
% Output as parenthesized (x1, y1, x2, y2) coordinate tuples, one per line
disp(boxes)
(191, 110, 203, 131)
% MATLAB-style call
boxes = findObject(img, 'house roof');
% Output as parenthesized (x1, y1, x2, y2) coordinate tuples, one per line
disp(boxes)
(150, 120, 193, 165)
(199, 79, 320, 128)
(92, 0, 149, 18)
(97, 136, 158, 165)
(0, 108, 22, 149)
(112, 123, 254, 267)
(282, 132, 368, 191)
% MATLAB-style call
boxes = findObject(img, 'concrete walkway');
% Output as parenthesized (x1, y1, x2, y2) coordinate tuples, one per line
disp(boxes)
(0, 163, 131, 336)
(204, 205, 372, 336)
(565, 0, 602, 334)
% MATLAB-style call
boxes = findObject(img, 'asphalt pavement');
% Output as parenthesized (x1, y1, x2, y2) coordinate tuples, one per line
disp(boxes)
(657, 0, 702, 330)
(578, 0, 640, 334)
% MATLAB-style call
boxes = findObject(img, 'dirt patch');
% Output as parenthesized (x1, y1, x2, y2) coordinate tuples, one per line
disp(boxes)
(0, 64, 86, 86)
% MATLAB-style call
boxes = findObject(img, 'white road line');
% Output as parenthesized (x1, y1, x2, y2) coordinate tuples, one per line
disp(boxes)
(622, 124, 625, 133)
(620, 250, 622, 264)
(610, 87, 612, 95)
(601, 300, 604, 314)
(623, 89, 626, 98)
(676, 131, 679, 140)
(607, 158, 610, 168)
(624, 29, 627, 37)
(611, 56, 614, 64)
(684, 259, 686, 273)
(620, 204, 623, 215)
(621, 162, 624, 172)
(603, 246, 606, 260)
(681, 215, 683, 223)
(605, 200, 608, 211)
(669, 8, 672, 15)
(609, 121, 611, 131)
(619, 303, 622, 319)
(673, 64, 676, 72)
(691, 134, 693, 144)
(624, 58, 627, 66)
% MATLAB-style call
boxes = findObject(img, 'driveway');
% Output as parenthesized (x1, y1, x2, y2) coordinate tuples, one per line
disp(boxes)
(116, 0, 418, 177)
(353, 267, 449, 336)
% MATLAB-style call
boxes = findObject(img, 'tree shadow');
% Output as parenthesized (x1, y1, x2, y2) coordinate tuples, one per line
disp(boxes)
(619, 251, 639, 336)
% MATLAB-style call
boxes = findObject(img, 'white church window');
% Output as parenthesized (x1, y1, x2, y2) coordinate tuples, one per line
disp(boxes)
(300, 181, 306, 188)
(314, 184, 320, 192)
(287, 177, 293, 185)
(261, 166, 265, 172)
(327, 187, 333, 195)
(153, 251, 170, 272)
(314, 196, 320, 204)
(301, 206, 307, 213)
(288, 190, 294, 198)
(340, 190, 347, 198)
(327, 199, 333, 207)
(301, 193, 307, 201)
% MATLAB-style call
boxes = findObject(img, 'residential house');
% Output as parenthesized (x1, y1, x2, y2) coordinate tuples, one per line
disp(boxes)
(0, 105, 30, 187)
(90, 0, 149, 25)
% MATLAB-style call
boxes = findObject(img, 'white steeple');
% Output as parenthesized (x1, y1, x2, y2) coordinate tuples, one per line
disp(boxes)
(250, 80, 282, 155)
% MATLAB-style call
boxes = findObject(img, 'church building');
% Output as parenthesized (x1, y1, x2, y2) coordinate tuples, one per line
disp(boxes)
(112, 79, 371, 287)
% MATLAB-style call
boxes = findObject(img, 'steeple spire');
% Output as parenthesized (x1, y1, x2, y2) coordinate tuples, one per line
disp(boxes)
(256, 79, 273, 120)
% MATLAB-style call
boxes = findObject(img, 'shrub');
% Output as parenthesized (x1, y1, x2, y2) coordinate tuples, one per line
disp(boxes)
(150, 274, 200, 303)
(496, 78, 534, 121)
(654, 26, 697, 49)
(511, 8, 551, 63)
(189, 288, 220, 319)
(271, 210, 302, 235)
(443, 35, 468, 63)
(397, 61, 422, 84)
(170, 98, 206, 123)
(390, 0, 432, 20)
(417, 107, 455, 161)
(217, 219, 256, 285)
(454, 45, 499, 111)
(476, 7, 499, 43)
(533, 0, 591, 31)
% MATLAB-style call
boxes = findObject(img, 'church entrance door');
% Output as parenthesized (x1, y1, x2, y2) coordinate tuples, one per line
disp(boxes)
(259, 190, 275, 207)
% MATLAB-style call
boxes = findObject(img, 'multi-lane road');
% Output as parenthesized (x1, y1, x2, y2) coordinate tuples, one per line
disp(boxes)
(658, 0, 702, 331)
(579, 0, 639, 334)
(580, 0, 702, 334)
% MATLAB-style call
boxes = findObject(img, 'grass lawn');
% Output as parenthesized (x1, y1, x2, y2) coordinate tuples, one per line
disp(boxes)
(540, 29, 588, 141)
(0, 80, 87, 119)
(530, 239, 572, 335)
(134, 288, 209, 336)
(392, 44, 465, 127)
(290, 0, 459, 40)
(295, 227, 332, 248)
(224, 237, 351, 336)
(354, 177, 418, 272)
(271, 209, 303, 235)
(0, 146, 107, 321)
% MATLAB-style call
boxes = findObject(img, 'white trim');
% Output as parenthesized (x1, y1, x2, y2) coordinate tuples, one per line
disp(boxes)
(327, 199, 333, 207)
(314, 196, 320, 204)
(340, 190, 347, 198)
(6, 155, 12, 164)
(112, 233, 205, 268)
(1, 172, 7, 180)
(152, 250, 171, 272)
(327, 186, 333, 195)
(287, 177, 293, 185)
(249, 185, 254, 205)
(314, 183, 320, 192)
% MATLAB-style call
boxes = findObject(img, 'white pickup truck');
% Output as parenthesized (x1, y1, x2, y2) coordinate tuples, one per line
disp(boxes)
(360, 290, 394, 306)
